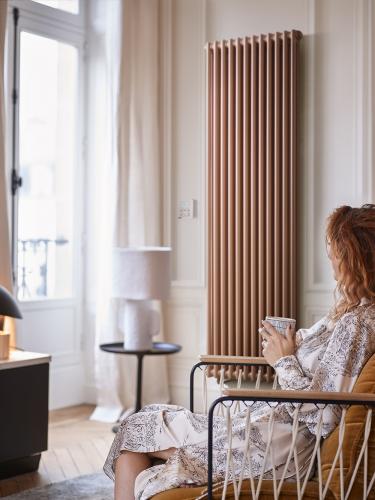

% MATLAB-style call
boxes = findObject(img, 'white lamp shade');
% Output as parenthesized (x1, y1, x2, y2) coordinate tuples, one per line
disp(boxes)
(112, 247, 171, 300)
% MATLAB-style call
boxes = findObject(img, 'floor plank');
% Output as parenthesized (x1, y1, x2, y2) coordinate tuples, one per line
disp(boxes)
(92, 436, 112, 462)
(0, 478, 20, 496)
(14, 471, 46, 492)
(53, 447, 80, 479)
(49, 405, 94, 426)
(68, 443, 96, 476)
(27, 470, 49, 488)
(79, 440, 104, 472)
(42, 450, 66, 483)
(39, 455, 51, 484)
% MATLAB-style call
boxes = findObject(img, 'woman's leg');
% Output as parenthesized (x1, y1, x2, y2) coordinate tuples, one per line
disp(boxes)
(114, 448, 176, 500)
(115, 451, 151, 500)
(151, 448, 194, 488)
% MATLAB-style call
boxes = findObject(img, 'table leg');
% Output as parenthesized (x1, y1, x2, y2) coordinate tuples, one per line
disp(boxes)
(135, 354, 144, 412)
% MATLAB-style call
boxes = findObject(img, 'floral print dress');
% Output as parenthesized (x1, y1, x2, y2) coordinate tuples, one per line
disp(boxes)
(103, 304, 375, 499)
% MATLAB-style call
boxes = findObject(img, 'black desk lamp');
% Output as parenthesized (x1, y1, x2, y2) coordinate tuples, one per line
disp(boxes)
(0, 285, 22, 360)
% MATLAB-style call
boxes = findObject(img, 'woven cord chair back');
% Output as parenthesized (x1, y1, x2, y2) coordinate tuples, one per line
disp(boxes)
(320, 352, 375, 499)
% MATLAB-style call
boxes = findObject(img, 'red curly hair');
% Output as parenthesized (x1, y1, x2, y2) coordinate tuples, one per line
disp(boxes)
(326, 204, 375, 320)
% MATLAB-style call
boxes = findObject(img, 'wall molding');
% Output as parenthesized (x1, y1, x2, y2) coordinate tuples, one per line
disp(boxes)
(372, 0, 375, 201)
(172, 281, 206, 288)
(353, 0, 373, 203)
(304, 306, 330, 326)
(304, 0, 335, 294)
(50, 351, 82, 367)
(49, 363, 85, 409)
(304, 0, 318, 292)
(162, 0, 208, 400)
(161, 0, 172, 248)
(163, 0, 207, 289)
(168, 283, 205, 304)
(200, 0, 208, 290)
(305, 0, 374, 295)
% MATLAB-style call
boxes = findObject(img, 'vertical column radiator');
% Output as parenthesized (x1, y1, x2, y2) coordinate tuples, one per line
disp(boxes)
(207, 30, 303, 375)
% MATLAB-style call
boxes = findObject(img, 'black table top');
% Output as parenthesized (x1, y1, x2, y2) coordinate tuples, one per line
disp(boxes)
(100, 341, 182, 356)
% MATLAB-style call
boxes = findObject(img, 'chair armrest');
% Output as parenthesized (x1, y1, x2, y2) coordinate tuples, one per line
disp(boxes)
(199, 354, 269, 366)
(222, 388, 375, 405)
(190, 354, 271, 412)
(190, 356, 269, 413)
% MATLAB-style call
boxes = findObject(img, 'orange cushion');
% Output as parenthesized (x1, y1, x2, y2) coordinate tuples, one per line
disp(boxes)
(152, 486, 206, 499)
(321, 353, 375, 499)
(152, 480, 335, 499)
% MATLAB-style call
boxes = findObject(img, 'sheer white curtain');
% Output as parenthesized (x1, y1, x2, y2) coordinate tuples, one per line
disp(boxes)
(0, 1, 11, 288)
(0, 1, 16, 345)
(87, 0, 169, 422)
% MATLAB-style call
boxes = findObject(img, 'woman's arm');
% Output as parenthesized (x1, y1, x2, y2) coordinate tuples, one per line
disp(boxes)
(273, 354, 312, 390)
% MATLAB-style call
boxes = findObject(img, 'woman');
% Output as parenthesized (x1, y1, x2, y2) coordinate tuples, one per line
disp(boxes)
(104, 204, 375, 500)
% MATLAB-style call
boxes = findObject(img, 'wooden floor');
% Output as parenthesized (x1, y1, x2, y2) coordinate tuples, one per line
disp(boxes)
(0, 405, 114, 497)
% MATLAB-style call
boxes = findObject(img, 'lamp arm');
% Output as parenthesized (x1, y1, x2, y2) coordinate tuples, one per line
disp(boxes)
(0, 315, 4, 331)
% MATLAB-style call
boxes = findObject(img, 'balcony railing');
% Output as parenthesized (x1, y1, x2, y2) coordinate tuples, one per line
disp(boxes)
(17, 237, 68, 300)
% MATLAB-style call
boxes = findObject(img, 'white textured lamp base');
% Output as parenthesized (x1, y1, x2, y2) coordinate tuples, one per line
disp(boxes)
(123, 300, 159, 351)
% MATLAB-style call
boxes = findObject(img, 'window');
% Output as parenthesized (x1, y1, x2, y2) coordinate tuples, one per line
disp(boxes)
(17, 32, 78, 299)
(9, 1, 85, 301)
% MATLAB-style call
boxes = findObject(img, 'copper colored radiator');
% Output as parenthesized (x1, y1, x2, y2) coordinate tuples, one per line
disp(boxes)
(206, 31, 303, 378)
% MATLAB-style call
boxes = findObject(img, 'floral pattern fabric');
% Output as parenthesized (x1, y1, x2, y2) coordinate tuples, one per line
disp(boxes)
(103, 304, 375, 499)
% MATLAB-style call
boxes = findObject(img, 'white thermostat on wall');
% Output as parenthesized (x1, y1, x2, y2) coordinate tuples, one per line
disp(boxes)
(178, 199, 197, 219)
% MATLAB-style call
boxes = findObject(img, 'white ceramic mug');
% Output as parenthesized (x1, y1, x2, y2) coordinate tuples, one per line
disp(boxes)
(265, 316, 296, 336)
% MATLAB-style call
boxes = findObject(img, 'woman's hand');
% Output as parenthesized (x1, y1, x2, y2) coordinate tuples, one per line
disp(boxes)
(259, 321, 296, 366)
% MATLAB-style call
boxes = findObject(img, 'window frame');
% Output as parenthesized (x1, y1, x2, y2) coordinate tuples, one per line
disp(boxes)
(7, 0, 86, 303)
(10, 0, 85, 30)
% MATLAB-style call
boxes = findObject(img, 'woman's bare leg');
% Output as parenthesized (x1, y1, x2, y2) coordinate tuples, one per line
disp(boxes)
(115, 451, 151, 500)
(150, 448, 194, 488)
(114, 448, 176, 500)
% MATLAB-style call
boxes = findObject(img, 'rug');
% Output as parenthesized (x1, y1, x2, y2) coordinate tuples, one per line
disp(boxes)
(4, 473, 113, 499)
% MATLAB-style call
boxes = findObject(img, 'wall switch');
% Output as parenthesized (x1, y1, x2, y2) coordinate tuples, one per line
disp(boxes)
(178, 199, 196, 219)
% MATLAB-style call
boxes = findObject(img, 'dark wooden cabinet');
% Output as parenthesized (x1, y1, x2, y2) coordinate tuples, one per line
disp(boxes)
(0, 352, 50, 478)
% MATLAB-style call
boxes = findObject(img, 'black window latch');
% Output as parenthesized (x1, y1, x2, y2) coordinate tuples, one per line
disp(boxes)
(11, 169, 22, 195)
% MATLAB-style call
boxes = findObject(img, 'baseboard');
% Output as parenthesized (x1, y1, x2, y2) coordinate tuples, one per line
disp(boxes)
(83, 383, 97, 405)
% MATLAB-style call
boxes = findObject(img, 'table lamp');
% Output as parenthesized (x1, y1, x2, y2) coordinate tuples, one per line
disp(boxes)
(0, 285, 23, 360)
(112, 247, 171, 350)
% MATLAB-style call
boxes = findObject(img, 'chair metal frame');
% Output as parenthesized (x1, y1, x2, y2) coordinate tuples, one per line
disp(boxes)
(189, 355, 269, 413)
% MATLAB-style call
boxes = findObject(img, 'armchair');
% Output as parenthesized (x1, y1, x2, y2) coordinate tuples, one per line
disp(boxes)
(153, 353, 375, 499)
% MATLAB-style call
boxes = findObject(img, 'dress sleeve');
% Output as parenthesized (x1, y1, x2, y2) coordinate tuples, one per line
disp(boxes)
(279, 310, 374, 437)
(273, 317, 329, 390)
(273, 354, 312, 390)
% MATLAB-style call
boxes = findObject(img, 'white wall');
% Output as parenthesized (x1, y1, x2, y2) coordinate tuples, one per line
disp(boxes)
(163, 0, 375, 406)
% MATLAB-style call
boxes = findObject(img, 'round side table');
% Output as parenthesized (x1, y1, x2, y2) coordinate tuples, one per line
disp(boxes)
(100, 341, 182, 414)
